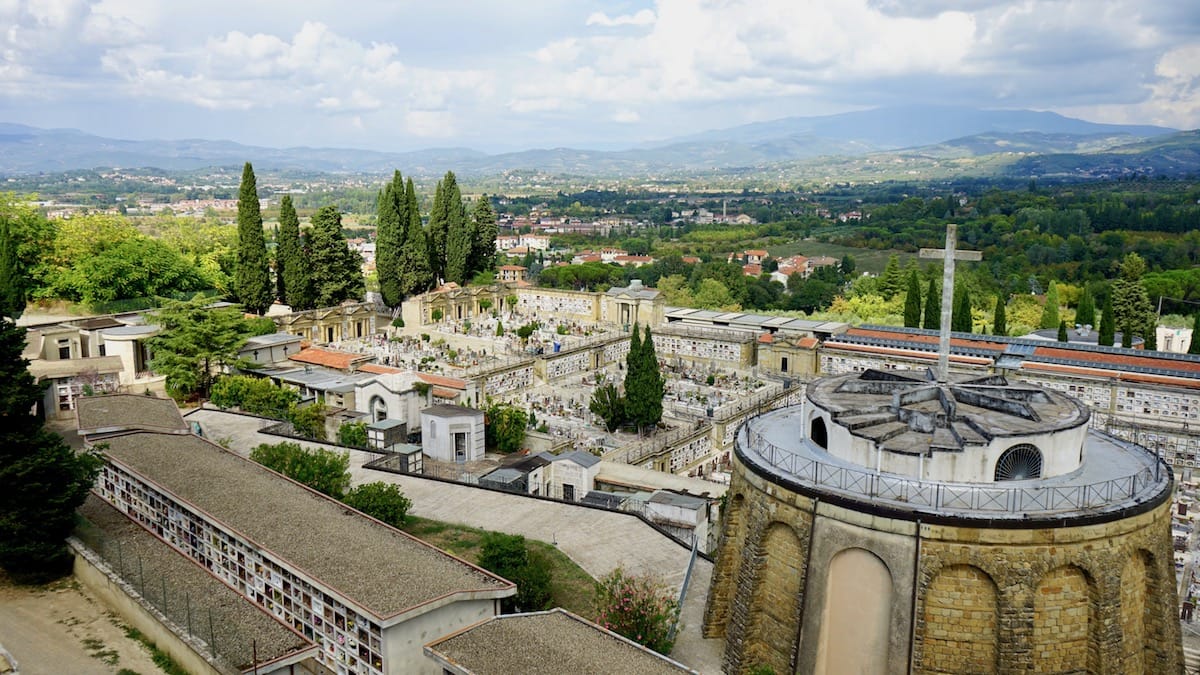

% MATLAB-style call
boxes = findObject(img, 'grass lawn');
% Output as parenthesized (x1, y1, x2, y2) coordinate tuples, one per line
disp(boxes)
(402, 516, 596, 619)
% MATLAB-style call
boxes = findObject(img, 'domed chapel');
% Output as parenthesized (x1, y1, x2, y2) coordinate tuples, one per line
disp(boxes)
(704, 226, 1183, 674)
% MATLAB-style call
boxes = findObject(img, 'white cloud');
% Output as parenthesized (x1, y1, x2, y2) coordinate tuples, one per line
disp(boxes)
(613, 109, 640, 123)
(586, 9, 656, 27)
(405, 110, 455, 138)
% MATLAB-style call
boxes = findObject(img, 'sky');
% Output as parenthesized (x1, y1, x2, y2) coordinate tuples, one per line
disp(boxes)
(1, 0, 1198, 152)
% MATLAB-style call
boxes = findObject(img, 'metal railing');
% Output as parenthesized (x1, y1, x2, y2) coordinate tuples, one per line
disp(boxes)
(742, 425, 1167, 517)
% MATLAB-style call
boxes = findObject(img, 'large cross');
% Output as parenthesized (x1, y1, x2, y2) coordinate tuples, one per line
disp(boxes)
(919, 224, 982, 382)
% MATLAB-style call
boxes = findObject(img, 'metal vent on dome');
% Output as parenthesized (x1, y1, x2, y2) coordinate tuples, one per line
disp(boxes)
(994, 444, 1043, 481)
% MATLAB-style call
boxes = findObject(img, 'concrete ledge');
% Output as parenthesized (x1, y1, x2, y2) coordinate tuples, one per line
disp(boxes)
(69, 538, 228, 675)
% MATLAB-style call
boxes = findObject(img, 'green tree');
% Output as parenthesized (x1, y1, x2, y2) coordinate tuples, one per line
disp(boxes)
(952, 284, 972, 332)
(148, 299, 271, 400)
(594, 568, 679, 655)
(495, 320, 504, 337)
(287, 402, 327, 441)
(694, 278, 739, 311)
(307, 205, 365, 308)
(441, 175, 471, 284)
(878, 254, 904, 299)
(337, 420, 369, 448)
(209, 375, 299, 418)
(477, 532, 552, 613)
(0, 317, 102, 582)
(399, 178, 434, 296)
(922, 278, 940, 330)
(1190, 315, 1200, 355)
(1057, 320, 1069, 342)
(342, 481, 411, 528)
(485, 403, 528, 453)
(1040, 280, 1060, 330)
(234, 162, 272, 314)
(1075, 289, 1096, 329)
(0, 216, 24, 318)
(903, 270, 922, 328)
(376, 172, 405, 308)
(277, 195, 312, 310)
(993, 293, 1007, 336)
(1111, 254, 1153, 350)
(469, 195, 498, 277)
(624, 325, 664, 432)
(1098, 293, 1115, 347)
(589, 382, 626, 432)
(249, 441, 349, 498)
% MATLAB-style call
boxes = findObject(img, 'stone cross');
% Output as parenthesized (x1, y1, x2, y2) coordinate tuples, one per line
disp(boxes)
(919, 224, 982, 382)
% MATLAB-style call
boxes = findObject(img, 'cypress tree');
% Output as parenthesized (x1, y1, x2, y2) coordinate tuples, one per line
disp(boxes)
(308, 205, 365, 308)
(442, 173, 470, 285)
(0, 217, 23, 319)
(922, 278, 940, 330)
(993, 293, 1007, 336)
(399, 178, 433, 295)
(879, 254, 903, 299)
(376, 171, 405, 307)
(952, 284, 972, 332)
(1145, 319, 1158, 351)
(1040, 280, 1060, 329)
(278, 195, 311, 310)
(1098, 294, 1115, 347)
(1076, 289, 1095, 329)
(1189, 314, 1200, 355)
(0, 318, 102, 581)
(470, 195, 498, 276)
(639, 326, 664, 429)
(426, 173, 465, 282)
(1057, 320, 1068, 342)
(234, 162, 272, 314)
(903, 270, 921, 328)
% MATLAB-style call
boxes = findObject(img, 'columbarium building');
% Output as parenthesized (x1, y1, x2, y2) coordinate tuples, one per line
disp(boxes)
(705, 367, 1182, 674)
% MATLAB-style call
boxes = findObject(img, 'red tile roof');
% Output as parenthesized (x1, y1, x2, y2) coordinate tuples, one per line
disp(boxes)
(416, 372, 469, 390)
(359, 363, 404, 375)
(289, 347, 372, 371)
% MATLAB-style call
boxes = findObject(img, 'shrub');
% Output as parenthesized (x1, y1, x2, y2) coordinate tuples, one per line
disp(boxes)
(478, 533, 553, 613)
(337, 421, 369, 448)
(431, 308, 443, 321)
(594, 568, 679, 655)
(342, 482, 412, 528)
(210, 375, 299, 418)
(391, 316, 404, 328)
(556, 324, 569, 335)
(249, 442, 350, 498)
(286, 402, 327, 441)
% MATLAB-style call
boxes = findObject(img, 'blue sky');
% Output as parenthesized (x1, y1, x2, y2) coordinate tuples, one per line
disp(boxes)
(1, 0, 1197, 152)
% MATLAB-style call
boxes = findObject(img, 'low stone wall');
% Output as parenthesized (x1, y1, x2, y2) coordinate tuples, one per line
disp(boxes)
(69, 539, 227, 675)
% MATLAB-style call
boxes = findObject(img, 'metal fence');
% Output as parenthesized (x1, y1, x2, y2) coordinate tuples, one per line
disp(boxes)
(743, 424, 1167, 517)
(73, 518, 245, 673)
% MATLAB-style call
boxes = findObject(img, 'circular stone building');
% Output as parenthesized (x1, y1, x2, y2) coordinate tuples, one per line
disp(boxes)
(704, 368, 1181, 674)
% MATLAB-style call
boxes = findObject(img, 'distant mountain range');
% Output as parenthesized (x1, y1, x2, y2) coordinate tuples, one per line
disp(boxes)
(0, 105, 1192, 178)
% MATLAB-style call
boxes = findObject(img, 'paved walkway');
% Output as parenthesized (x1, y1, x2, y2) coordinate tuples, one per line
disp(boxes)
(184, 408, 724, 673)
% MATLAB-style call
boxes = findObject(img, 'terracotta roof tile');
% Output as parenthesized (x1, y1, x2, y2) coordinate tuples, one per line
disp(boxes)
(288, 347, 372, 371)
(359, 363, 404, 375)
(416, 372, 469, 389)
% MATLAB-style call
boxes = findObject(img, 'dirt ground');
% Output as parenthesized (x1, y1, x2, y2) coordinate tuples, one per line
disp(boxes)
(0, 575, 165, 675)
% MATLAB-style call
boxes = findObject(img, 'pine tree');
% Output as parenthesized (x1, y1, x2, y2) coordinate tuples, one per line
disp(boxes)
(277, 195, 311, 310)
(399, 178, 433, 295)
(1098, 294, 1115, 347)
(0, 318, 102, 581)
(376, 171, 405, 308)
(307, 205, 365, 308)
(903, 270, 922, 328)
(469, 195, 498, 276)
(1190, 315, 1200, 355)
(234, 162, 272, 314)
(952, 284, 972, 332)
(1145, 319, 1158, 351)
(0, 216, 23, 319)
(879, 254, 903, 299)
(1057, 320, 1068, 342)
(1075, 289, 1095, 329)
(1040, 280, 1060, 329)
(1111, 254, 1153, 351)
(922, 278, 940, 330)
(993, 293, 1007, 336)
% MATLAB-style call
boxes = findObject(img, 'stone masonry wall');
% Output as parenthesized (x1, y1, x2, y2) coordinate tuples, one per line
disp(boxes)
(707, 452, 1182, 675)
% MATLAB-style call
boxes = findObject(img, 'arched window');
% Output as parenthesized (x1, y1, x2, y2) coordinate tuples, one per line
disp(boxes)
(995, 443, 1043, 481)
(811, 416, 828, 450)
(370, 396, 388, 423)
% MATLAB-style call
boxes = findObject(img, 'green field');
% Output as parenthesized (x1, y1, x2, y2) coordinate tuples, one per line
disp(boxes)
(767, 238, 919, 276)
